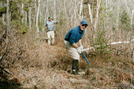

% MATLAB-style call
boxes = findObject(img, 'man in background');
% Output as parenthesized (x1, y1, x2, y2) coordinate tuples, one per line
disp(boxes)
(42, 17, 58, 45)
(64, 20, 88, 75)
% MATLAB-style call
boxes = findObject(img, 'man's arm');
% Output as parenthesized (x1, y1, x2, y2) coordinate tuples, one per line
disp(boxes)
(42, 22, 47, 32)
(78, 39, 82, 46)
(71, 39, 82, 48)
(53, 21, 59, 24)
(72, 43, 79, 48)
(56, 21, 59, 24)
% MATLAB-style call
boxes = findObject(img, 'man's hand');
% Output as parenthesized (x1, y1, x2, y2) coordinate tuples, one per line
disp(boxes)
(80, 45, 83, 52)
(77, 47, 82, 54)
(77, 45, 83, 54)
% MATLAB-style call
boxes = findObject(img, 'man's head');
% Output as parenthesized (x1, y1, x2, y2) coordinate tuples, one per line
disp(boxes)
(80, 20, 88, 31)
(48, 16, 52, 21)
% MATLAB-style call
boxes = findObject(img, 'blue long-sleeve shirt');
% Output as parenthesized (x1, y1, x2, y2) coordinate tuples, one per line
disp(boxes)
(65, 26, 85, 44)
(44, 20, 56, 31)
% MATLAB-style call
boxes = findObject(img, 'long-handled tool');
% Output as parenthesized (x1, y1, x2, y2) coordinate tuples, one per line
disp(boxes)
(81, 52, 92, 68)
(81, 48, 92, 68)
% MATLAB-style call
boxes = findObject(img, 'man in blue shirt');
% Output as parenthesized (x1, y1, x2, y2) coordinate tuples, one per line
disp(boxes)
(43, 17, 58, 45)
(64, 20, 88, 75)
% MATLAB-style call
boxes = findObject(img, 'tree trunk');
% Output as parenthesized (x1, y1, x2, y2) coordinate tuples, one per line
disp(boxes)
(36, 0, 40, 32)
(2, 14, 6, 25)
(132, 49, 134, 62)
(74, 0, 78, 26)
(21, 3, 24, 23)
(88, 4, 93, 24)
(34, 0, 37, 23)
(94, 0, 101, 31)
(25, 11, 27, 25)
(131, 10, 134, 60)
(29, 7, 31, 30)
(45, 0, 49, 22)
(7, 0, 10, 28)
(79, 0, 83, 20)
(1, 0, 10, 61)
(54, 0, 56, 21)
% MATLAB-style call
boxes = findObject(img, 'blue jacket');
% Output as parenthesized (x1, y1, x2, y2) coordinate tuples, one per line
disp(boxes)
(65, 26, 85, 44)
(44, 20, 56, 31)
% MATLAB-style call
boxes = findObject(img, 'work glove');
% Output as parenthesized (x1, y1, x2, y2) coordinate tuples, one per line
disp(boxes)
(77, 45, 83, 54)
(80, 45, 83, 52)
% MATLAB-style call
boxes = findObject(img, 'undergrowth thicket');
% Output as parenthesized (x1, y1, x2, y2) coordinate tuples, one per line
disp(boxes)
(0, 23, 134, 89)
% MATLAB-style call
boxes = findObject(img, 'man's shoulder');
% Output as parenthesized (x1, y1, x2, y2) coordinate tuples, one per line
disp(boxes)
(46, 21, 49, 23)
(71, 26, 79, 31)
(46, 20, 54, 24)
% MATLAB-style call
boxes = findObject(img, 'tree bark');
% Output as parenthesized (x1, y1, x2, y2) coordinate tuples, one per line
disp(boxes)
(7, 0, 10, 28)
(29, 7, 31, 30)
(2, 14, 6, 25)
(45, 0, 49, 22)
(94, 0, 101, 31)
(54, 0, 56, 21)
(36, 0, 40, 32)
(79, 0, 83, 20)
(88, 4, 93, 24)
(22, 4, 24, 23)
(34, 0, 37, 23)
(131, 10, 134, 61)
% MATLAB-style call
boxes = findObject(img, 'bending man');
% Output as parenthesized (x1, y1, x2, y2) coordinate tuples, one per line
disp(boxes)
(64, 20, 88, 75)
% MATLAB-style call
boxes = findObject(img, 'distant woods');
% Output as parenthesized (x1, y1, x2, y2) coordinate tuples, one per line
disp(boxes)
(0, 0, 134, 30)
(0, 0, 134, 58)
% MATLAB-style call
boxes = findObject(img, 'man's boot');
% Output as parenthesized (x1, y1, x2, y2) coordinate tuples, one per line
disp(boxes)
(72, 60, 78, 75)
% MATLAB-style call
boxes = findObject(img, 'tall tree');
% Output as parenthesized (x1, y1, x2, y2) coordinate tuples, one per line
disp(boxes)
(6, 0, 9, 29)
(36, 0, 40, 32)
(94, 0, 101, 31)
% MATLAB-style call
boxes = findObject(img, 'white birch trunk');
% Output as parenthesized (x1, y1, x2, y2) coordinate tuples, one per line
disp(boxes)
(40, 10, 41, 25)
(125, 0, 130, 14)
(94, 0, 101, 31)
(34, 0, 37, 23)
(74, 0, 76, 25)
(36, 0, 40, 32)
(6, 0, 9, 48)
(45, 0, 49, 21)
(2, 14, 6, 25)
(25, 12, 27, 25)
(21, 3, 24, 23)
(7, 0, 10, 28)
(54, 0, 56, 21)
(0, 0, 10, 61)
(64, 0, 68, 27)
(29, 7, 31, 30)
(133, 50, 134, 62)
(116, 4, 119, 31)
(79, 0, 83, 20)
(131, 10, 134, 61)
(106, 0, 107, 9)
(88, 4, 93, 24)
(105, 0, 108, 30)
(79, 0, 83, 15)
(131, 10, 134, 25)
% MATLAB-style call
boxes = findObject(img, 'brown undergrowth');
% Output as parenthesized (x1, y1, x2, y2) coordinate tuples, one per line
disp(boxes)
(0, 28, 134, 89)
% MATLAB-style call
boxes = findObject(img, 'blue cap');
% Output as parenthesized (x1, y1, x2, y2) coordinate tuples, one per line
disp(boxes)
(81, 20, 88, 25)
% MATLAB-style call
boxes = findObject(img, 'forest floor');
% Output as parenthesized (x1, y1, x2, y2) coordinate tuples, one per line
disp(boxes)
(0, 31, 134, 89)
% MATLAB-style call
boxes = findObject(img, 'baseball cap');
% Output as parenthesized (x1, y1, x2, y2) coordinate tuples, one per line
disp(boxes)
(81, 20, 88, 25)
(48, 16, 51, 19)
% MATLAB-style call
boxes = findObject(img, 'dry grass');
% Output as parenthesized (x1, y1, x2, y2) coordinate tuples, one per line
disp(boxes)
(0, 27, 134, 89)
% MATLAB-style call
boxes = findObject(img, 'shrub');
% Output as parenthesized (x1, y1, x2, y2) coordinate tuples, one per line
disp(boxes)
(92, 30, 112, 58)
